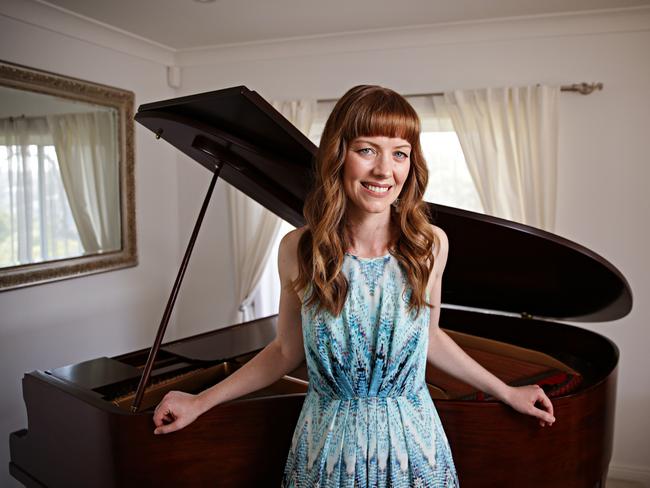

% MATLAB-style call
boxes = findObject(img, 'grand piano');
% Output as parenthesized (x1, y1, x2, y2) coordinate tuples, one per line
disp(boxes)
(9, 86, 633, 487)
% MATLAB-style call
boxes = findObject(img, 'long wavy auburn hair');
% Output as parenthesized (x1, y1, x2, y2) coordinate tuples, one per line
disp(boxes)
(292, 85, 436, 318)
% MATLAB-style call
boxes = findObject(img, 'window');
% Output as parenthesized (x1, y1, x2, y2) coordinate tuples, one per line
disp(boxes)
(0, 142, 83, 267)
(420, 131, 482, 213)
(408, 95, 482, 213)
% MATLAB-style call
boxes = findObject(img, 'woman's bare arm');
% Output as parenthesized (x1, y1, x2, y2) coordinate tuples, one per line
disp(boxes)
(153, 229, 305, 434)
(425, 226, 556, 427)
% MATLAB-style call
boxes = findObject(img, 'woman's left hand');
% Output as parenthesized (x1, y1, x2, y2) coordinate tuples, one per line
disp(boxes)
(504, 385, 556, 427)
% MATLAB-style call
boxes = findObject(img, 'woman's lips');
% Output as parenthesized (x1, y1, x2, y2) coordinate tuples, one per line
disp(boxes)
(361, 181, 392, 196)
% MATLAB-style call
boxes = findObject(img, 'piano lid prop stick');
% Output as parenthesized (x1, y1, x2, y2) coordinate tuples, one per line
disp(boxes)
(131, 158, 223, 412)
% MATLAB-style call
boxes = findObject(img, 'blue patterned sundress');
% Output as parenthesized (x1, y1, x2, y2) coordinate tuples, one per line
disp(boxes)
(282, 252, 459, 487)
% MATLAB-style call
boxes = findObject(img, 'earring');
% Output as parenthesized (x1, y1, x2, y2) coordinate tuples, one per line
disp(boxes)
(391, 198, 401, 209)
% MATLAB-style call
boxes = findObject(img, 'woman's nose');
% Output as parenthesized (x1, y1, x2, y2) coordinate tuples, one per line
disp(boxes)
(373, 152, 392, 177)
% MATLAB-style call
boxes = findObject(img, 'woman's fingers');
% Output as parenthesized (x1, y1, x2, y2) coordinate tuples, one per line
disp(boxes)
(536, 388, 555, 417)
(154, 419, 180, 435)
(506, 385, 556, 427)
(529, 404, 555, 424)
(152, 401, 173, 428)
(153, 407, 182, 434)
(152, 390, 200, 435)
(530, 387, 555, 425)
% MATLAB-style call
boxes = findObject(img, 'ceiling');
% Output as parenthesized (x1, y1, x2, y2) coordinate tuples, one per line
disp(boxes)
(41, 0, 650, 50)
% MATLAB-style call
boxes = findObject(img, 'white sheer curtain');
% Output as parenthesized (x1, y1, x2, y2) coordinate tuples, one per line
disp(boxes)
(47, 111, 120, 254)
(1, 117, 49, 264)
(228, 187, 283, 322)
(433, 85, 559, 231)
(229, 99, 316, 322)
(0, 116, 83, 266)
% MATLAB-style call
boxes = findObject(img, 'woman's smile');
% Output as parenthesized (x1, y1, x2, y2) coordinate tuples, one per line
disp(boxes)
(361, 181, 393, 196)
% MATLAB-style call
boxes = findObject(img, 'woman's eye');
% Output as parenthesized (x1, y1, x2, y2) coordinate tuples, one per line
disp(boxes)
(357, 148, 374, 156)
(394, 151, 409, 160)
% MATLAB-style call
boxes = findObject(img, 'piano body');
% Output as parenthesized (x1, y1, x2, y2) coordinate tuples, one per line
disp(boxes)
(9, 87, 632, 487)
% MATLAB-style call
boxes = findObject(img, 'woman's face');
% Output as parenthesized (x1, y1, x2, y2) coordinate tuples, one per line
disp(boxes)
(342, 135, 411, 216)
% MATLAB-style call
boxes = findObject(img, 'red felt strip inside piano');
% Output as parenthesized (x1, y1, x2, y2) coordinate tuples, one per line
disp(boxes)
(425, 330, 583, 401)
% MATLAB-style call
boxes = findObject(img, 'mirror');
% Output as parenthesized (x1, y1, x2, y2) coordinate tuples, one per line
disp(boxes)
(0, 60, 136, 291)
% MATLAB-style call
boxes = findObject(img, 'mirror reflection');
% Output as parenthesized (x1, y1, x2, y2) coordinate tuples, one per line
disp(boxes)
(0, 85, 121, 268)
(0, 60, 136, 291)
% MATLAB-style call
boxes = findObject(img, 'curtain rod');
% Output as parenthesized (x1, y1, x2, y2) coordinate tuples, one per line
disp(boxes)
(317, 82, 603, 104)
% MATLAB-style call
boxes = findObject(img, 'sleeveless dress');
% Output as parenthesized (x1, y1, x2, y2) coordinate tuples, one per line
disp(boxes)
(281, 252, 459, 488)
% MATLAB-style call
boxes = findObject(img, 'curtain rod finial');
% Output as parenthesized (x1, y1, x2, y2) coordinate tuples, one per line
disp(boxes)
(567, 82, 604, 95)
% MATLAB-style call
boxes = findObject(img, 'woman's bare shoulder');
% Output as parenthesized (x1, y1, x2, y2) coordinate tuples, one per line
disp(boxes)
(278, 225, 309, 282)
(280, 225, 308, 256)
(429, 224, 449, 259)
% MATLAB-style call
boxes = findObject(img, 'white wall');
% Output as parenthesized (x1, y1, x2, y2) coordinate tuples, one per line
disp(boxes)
(175, 8, 650, 483)
(0, 13, 181, 488)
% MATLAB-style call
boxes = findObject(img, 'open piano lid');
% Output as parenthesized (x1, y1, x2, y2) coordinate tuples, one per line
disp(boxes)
(135, 85, 632, 323)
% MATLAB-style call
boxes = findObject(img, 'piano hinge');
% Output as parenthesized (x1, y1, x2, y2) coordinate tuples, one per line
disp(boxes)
(520, 312, 533, 320)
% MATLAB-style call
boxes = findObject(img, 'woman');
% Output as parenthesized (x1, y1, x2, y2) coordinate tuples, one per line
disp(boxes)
(153, 85, 556, 487)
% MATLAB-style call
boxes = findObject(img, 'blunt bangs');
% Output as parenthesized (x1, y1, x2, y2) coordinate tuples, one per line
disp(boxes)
(342, 91, 420, 145)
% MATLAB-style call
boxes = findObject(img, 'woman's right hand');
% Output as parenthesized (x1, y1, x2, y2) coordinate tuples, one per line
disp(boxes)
(152, 390, 204, 435)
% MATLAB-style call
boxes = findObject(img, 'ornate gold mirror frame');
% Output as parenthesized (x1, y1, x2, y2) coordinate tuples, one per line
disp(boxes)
(0, 60, 137, 291)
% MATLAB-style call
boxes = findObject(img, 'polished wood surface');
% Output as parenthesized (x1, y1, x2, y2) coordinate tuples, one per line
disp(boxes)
(10, 309, 618, 487)
(435, 308, 618, 488)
